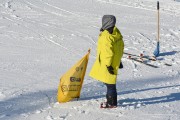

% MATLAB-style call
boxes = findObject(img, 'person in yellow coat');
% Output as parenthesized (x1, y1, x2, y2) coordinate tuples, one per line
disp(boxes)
(89, 15, 124, 108)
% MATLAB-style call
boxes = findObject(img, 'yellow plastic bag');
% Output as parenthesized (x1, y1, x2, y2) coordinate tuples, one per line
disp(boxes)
(57, 50, 90, 103)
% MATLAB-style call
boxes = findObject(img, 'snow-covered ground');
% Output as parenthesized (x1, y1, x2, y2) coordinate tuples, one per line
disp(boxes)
(0, 0, 180, 120)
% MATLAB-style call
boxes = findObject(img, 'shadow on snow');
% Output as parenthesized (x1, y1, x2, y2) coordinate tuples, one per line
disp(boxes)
(81, 75, 180, 107)
(0, 75, 180, 118)
(119, 92, 180, 107)
(159, 51, 177, 57)
(0, 90, 57, 119)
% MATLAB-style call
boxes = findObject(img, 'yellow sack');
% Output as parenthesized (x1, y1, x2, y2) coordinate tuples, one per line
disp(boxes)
(57, 50, 90, 103)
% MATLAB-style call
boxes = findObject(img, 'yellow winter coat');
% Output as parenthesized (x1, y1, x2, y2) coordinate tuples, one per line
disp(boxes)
(89, 27, 124, 84)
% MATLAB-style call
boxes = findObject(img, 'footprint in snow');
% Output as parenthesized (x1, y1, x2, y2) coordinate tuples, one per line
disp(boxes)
(46, 115, 53, 120)
(47, 113, 71, 120)
(0, 92, 6, 100)
(163, 69, 179, 77)
(4, 2, 11, 9)
(20, 113, 29, 118)
(35, 110, 42, 114)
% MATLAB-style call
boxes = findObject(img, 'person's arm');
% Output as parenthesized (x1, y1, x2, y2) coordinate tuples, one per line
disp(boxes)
(102, 35, 114, 66)
(102, 35, 115, 74)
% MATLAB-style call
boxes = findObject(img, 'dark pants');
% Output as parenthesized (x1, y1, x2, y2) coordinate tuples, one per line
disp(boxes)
(105, 83, 117, 106)
(105, 83, 117, 97)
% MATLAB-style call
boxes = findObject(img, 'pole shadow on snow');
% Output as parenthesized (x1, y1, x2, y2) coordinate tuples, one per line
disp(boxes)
(158, 51, 177, 57)
(81, 75, 180, 106)
(119, 84, 180, 96)
(0, 90, 57, 119)
(119, 92, 180, 107)
(81, 84, 180, 102)
(117, 75, 180, 107)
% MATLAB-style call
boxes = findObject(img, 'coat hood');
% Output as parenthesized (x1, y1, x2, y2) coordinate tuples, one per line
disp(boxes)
(100, 15, 116, 31)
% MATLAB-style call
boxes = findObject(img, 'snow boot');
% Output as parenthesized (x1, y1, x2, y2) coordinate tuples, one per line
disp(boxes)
(100, 95, 117, 108)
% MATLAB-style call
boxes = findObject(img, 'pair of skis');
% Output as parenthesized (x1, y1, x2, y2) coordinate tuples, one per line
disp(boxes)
(124, 52, 172, 68)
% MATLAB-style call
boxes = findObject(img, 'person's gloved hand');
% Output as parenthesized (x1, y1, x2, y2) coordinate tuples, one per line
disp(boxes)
(107, 66, 114, 74)
(119, 62, 123, 69)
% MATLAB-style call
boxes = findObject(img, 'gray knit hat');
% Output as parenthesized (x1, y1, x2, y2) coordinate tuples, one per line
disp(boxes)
(100, 15, 116, 31)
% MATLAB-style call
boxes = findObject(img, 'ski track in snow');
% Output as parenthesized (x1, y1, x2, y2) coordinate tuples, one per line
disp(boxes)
(96, 0, 180, 16)
(0, 0, 180, 120)
(1, 0, 98, 57)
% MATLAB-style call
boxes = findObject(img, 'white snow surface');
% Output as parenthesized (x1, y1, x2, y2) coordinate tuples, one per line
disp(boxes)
(0, 0, 180, 120)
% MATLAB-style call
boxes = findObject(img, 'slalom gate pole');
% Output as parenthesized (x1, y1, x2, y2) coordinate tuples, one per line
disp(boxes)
(153, 1, 160, 57)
